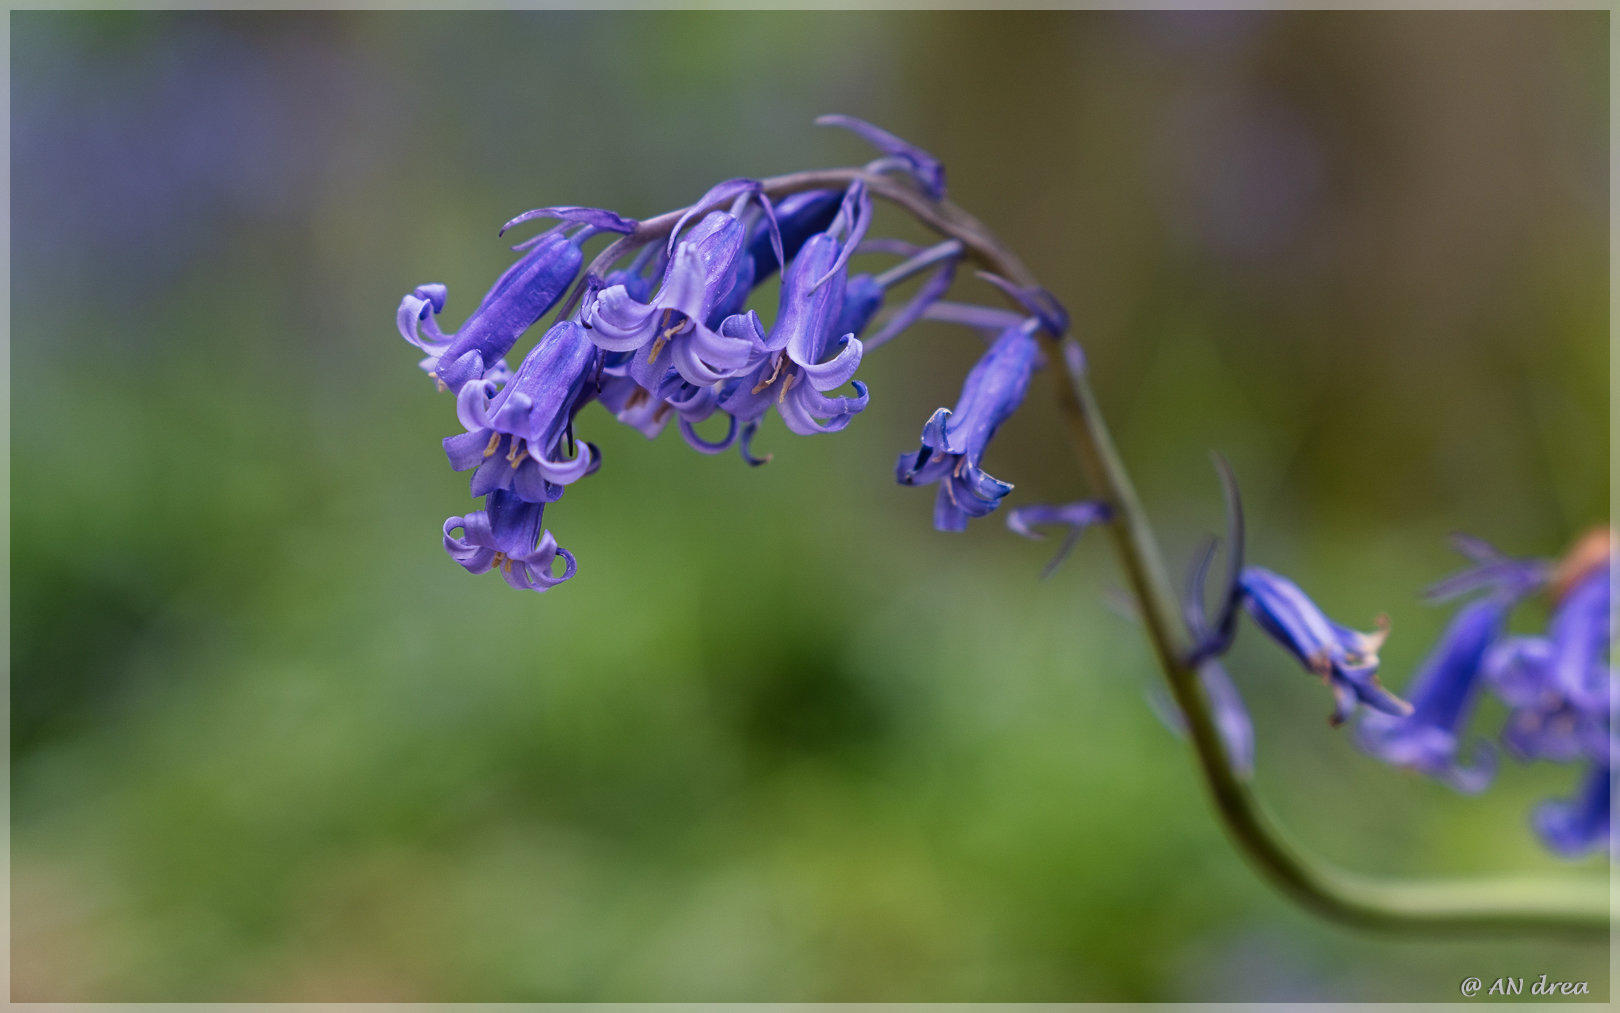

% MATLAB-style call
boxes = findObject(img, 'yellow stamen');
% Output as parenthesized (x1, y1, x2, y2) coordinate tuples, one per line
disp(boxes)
(648, 310, 691, 365)
(482, 432, 502, 458)
(1362, 615, 1391, 654)
(752, 354, 787, 395)
(777, 372, 798, 404)
(506, 437, 526, 468)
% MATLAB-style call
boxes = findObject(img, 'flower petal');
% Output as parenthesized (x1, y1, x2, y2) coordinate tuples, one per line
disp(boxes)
(398, 287, 450, 354)
(501, 205, 638, 236)
(1005, 500, 1112, 579)
(816, 114, 946, 198)
(443, 512, 497, 572)
(1532, 763, 1611, 858)
(748, 189, 842, 279)
(444, 428, 494, 472)
(678, 415, 739, 454)
(737, 422, 771, 467)
(667, 179, 760, 256)
(778, 381, 868, 435)
(796, 334, 864, 392)
(454, 376, 499, 432)
(584, 284, 659, 351)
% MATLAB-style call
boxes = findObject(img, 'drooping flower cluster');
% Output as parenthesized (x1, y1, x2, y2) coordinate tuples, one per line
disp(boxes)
(396, 119, 1064, 591)
(1354, 528, 1614, 858)
(1168, 466, 1611, 859)
(1003, 452, 1610, 865)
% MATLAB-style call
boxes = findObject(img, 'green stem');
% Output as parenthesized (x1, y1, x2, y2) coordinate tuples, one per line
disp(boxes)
(1052, 359, 1607, 938)
(731, 166, 1611, 937)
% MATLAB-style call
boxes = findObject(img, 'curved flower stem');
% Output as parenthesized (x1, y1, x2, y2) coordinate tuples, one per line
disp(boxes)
(636, 164, 1609, 937)
(1050, 359, 1607, 938)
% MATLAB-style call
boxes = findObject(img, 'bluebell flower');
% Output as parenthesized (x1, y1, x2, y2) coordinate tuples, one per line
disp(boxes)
(443, 489, 576, 592)
(1355, 594, 1506, 793)
(717, 184, 872, 438)
(596, 371, 674, 441)
(896, 321, 1041, 530)
(1237, 567, 1409, 725)
(651, 368, 740, 453)
(1487, 636, 1613, 765)
(442, 320, 600, 504)
(1533, 762, 1612, 858)
(1476, 532, 1613, 766)
(575, 259, 669, 437)
(1462, 530, 1615, 859)
(716, 311, 867, 438)
(584, 209, 759, 388)
(578, 228, 746, 455)
(593, 350, 744, 455)
(688, 185, 777, 328)
(399, 209, 632, 394)
(1541, 562, 1612, 713)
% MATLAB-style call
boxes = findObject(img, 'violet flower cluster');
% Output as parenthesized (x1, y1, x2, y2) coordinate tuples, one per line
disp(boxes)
(1083, 460, 1611, 861)
(1352, 529, 1613, 858)
(397, 118, 1063, 591)
(396, 116, 1607, 875)
(1174, 482, 1613, 857)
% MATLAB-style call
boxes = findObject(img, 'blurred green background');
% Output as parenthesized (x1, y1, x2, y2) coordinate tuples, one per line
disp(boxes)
(9, 10, 1608, 1001)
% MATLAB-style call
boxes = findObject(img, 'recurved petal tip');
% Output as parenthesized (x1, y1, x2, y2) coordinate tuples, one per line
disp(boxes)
(502, 205, 638, 236)
(816, 114, 947, 198)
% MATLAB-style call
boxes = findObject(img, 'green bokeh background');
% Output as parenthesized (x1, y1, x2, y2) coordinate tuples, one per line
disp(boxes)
(9, 10, 1609, 1001)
